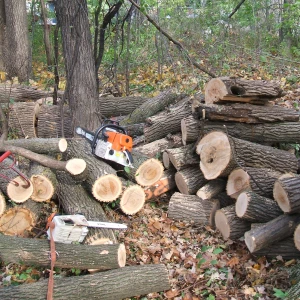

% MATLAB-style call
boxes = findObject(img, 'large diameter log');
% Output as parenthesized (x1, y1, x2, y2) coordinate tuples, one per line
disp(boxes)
(244, 214, 300, 253)
(236, 191, 282, 222)
(294, 223, 300, 251)
(168, 192, 220, 228)
(181, 115, 200, 145)
(0, 264, 170, 300)
(205, 77, 282, 104)
(120, 185, 145, 215)
(274, 177, 300, 214)
(194, 103, 299, 123)
(196, 131, 298, 179)
(175, 166, 207, 195)
(120, 89, 183, 125)
(215, 205, 251, 240)
(196, 179, 226, 200)
(56, 171, 117, 244)
(0, 234, 126, 270)
(144, 97, 192, 143)
(227, 167, 283, 199)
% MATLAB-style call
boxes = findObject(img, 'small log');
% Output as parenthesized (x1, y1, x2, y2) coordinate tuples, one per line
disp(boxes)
(0, 199, 43, 236)
(196, 179, 226, 200)
(133, 135, 145, 146)
(181, 115, 200, 145)
(194, 103, 299, 123)
(274, 176, 300, 214)
(56, 171, 117, 244)
(120, 89, 183, 125)
(165, 143, 199, 171)
(244, 214, 300, 253)
(205, 77, 282, 105)
(0, 264, 170, 300)
(123, 123, 145, 137)
(196, 131, 298, 180)
(0, 234, 126, 270)
(227, 167, 283, 199)
(236, 191, 282, 222)
(0, 190, 6, 215)
(144, 169, 176, 200)
(294, 223, 300, 251)
(168, 192, 220, 228)
(120, 185, 145, 215)
(162, 151, 171, 169)
(214, 192, 236, 208)
(175, 165, 207, 195)
(215, 205, 251, 240)
(144, 97, 192, 143)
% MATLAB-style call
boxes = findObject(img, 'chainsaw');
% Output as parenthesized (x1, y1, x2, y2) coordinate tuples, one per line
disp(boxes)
(76, 120, 134, 168)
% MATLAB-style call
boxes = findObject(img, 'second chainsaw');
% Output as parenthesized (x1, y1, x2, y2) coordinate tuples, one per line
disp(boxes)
(76, 120, 134, 168)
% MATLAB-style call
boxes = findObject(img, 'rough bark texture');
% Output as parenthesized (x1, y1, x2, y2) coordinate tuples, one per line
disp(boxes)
(196, 179, 226, 200)
(122, 123, 145, 137)
(168, 192, 220, 228)
(181, 115, 201, 145)
(286, 264, 300, 300)
(213, 192, 236, 208)
(144, 97, 192, 143)
(194, 103, 299, 123)
(0, 264, 170, 300)
(244, 214, 300, 252)
(0, 234, 125, 270)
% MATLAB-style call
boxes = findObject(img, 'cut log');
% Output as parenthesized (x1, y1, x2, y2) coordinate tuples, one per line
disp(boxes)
(213, 192, 235, 208)
(215, 205, 251, 240)
(194, 103, 299, 123)
(0, 200, 43, 236)
(244, 214, 300, 253)
(286, 264, 300, 300)
(8, 102, 40, 138)
(0, 190, 6, 216)
(274, 176, 300, 214)
(181, 115, 201, 145)
(56, 171, 117, 244)
(175, 166, 207, 195)
(196, 179, 226, 200)
(0, 264, 170, 300)
(227, 167, 283, 199)
(162, 151, 171, 169)
(205, 77, 283, 105)
(236, 191, 282, 222)
(120, 89, 183, 125)
(92, 174, 122, 202)
(122, 123, 145, 137)
(165, 143, 199, 171)
(144, 97, 192, 143)
(197, 131, 298, 180)
(168, 192, 220, 228)
(144, 169, 176, 200)
(294, 223, 300, 251)
(37, 104, 73, 138)
(120, 185, 145, 215)
(133, 135, 145, 146)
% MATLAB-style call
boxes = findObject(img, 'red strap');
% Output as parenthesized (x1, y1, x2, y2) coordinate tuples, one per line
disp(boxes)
(47, 221, 56, 300)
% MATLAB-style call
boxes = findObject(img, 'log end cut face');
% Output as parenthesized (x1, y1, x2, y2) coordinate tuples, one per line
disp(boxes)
(273, 180, 290, 213)
(58, 138, 68, 152)
(7, 176, 34, 203)
(244, 231, 255, 253)
(227, 168, 250, 199)
(204, 78, 228, 104)
(120, 185, 145, 215)
(181, 118, 188, 145)
(0, 193, 6, 216)
(197, 131, 231, 180)
(135, 159, 164, 187)
(66, 158, 87, 175)
(215, 209, 231, 239)
(175, 172, 189, 195)
(31, 175, 54, 202)
(294, 224, 300, 251)
(235, 192, 249, 218)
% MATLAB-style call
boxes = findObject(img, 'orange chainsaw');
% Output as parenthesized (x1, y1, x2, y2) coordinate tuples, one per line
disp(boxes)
(76, 120, 133, 168)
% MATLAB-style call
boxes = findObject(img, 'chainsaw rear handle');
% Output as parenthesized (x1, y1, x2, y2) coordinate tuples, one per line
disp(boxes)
(0, 151, 12, 163)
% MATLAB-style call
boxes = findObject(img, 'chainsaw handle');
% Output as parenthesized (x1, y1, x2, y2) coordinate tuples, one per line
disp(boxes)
(0, 151, 12, 163)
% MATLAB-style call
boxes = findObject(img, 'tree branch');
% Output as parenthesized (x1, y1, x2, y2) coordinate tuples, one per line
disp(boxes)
(228, 0, 247, 18)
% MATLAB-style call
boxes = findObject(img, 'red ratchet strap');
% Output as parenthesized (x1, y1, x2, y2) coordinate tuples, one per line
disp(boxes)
(47, 219, 57, 300)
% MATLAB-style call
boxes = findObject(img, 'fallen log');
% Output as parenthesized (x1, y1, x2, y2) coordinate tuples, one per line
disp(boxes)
(286, 264, 300, 300)
(244, 214, 300, 252)
(0, 190, 5, 215)
(227, 167, 283, 199)
(196, 179, 226, 200)
(196, 131, 298, 180)
(294, 223, 300, 251)
(274, 176, 300, 214)
(194, 103, 299, 123)
(144, 97, 192, 143)
(213, 192, 235, 208)
(205, 77, 282, 105)
(0, 264, 170, 300)
(123, 122, 145, 137)
(168, 192, 220, 228)
(215, 205, 251, 240)
(175, 165, 207, 195)
(181, 115, 200, 146)
(120, 184, 145, 215)
(236, 191, 282, 222)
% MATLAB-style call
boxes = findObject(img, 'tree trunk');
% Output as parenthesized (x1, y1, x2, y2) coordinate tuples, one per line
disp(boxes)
(215, 205, 251, 240)
(3, 0, 31, 82)
(196, 179, 226, 200)
(236, 191, 282, 222)
(55, 0, 99, 131)
(0, 264, 170, 300)
(168, 192, 220, 228)
(244, 214, 300, 252)
(0, 0, 5, 72)
(194, 103, 299, 123)
(181, 115, 200, 146)
(205, 77, 282, 104)
(0, 234, 126, 270)
(175, 165, 207, 195)
(274, 176, 300, 213)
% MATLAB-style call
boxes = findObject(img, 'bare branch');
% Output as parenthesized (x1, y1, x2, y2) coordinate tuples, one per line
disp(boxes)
(228, 0, 247, 18)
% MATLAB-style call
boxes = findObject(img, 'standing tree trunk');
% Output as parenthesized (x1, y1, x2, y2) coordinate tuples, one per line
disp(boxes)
(0, 0, 5, 72)
(55, 0, 99, 131)
(4, 0, 31, 82)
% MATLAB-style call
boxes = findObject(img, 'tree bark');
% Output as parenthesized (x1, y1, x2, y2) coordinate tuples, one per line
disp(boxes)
(181, 115, 200, 145)
(0, 264, 170, 300)
(168, 192, 220, 228)
(196, 179, 226, 200)
(244, 214, 300, 252)
(213, 192, 235, 208)
(0, 0, 5, 72)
